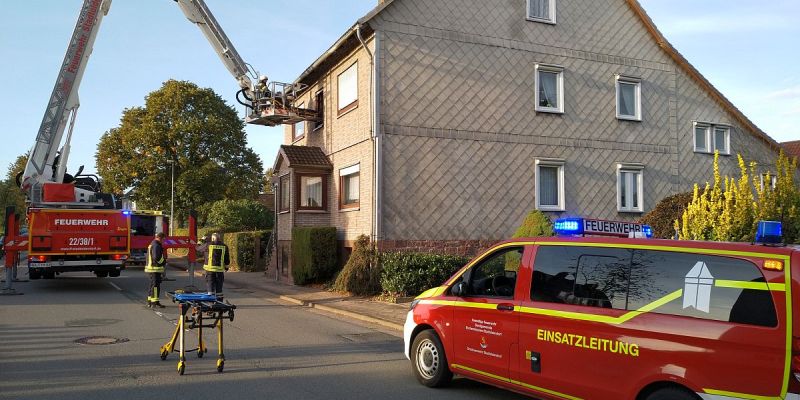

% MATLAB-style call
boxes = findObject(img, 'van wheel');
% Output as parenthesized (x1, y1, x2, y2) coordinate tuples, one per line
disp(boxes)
(411, 329, 452, 387)
(644, 387, 698, 400)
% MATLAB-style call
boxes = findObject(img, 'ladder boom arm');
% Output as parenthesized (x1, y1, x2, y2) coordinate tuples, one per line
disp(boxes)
(175, 0, 255, 92)
(21, 0, 112, 196)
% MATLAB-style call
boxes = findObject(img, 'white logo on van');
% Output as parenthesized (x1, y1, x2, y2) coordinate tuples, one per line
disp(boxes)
(683, 261, 714, 313)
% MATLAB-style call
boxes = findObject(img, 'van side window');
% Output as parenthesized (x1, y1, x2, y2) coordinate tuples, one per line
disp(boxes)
(464, 247, 523, 298)
(531, 246, 632, 310)
(630, 250, 777, 327)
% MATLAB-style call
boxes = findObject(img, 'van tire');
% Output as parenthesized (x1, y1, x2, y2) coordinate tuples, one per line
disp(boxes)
(644, 386, 698, 400)
(411, 329, 452, 388)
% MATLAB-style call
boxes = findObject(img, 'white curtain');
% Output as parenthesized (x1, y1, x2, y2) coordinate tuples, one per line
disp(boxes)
(302, 177, 323, 207)
(539, 71, 558, 108)
(619, 83, 635, 117)
(530, 0, 549, 19)
(539, 166, 558, 206)
(344, 173, 359, 203)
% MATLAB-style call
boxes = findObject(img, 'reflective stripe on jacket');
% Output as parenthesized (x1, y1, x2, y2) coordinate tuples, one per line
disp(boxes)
(145, 240, 165, 273)
(203, 243, 228, 272)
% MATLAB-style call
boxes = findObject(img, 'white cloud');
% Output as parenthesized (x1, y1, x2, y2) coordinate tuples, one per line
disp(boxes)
(767, 86, 800, 100)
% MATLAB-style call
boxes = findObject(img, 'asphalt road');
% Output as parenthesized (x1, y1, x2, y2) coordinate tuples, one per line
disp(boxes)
(0, 266, 528, 400)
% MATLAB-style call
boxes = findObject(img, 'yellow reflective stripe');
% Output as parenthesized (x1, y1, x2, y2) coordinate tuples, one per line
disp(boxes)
(539, 241, 791, 262)
(714, 280, 786, 292)
(419, 299, 455, 306)
(703, 388, 781, 400)
(451, 364, 581, 400)
(782, 255, 792, 398)
(416, 286, 446, 299)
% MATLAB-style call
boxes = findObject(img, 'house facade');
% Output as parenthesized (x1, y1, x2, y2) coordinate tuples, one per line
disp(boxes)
(271, 0, 783, 282)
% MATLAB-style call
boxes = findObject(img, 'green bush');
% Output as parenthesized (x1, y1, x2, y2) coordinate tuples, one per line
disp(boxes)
(205, 199, 273, 231)
(639, 192, 694, 239)
(291, 227, 338, 285)
(513, 210, 554, 238)
(380, 252, 470, 297)
(224, 230, 271, 272)
(333, 235, 381, 296)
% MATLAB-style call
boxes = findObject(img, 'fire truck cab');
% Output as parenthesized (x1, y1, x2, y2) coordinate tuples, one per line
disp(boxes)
(405, 219, 799, 400)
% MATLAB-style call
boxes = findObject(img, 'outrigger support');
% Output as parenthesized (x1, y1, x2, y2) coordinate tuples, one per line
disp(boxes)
(159, 291, 236, 375)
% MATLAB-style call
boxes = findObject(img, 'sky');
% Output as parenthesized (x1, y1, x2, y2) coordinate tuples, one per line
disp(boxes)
(0, 0, 798, 178)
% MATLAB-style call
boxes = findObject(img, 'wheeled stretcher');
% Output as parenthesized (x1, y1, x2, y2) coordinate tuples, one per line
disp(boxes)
(159, 291, 236, 375)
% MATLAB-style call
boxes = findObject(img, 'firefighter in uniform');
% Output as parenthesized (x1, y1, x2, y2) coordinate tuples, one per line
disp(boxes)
(204, 232, 230, 297)
(145, 232, 166, 308)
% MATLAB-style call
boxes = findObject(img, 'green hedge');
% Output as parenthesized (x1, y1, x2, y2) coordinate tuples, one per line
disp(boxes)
(291, 227, 338, 285)
(380, 252, 470, 297)
(224, 230, 271, 272)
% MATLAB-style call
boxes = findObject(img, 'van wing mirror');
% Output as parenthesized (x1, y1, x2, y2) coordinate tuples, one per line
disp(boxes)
(451, 281, 467, 297)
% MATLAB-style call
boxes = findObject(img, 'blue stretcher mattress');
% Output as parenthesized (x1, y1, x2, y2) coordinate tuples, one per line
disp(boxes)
(173, 293, 218, 302)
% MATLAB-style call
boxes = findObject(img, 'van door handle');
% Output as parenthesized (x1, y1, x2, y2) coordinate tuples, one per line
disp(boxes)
(496, 303, 514, 311)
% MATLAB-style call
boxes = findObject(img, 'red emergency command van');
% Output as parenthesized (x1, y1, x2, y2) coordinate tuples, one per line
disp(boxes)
(404, 220, 799, 400)
(27, 208, 129, 279)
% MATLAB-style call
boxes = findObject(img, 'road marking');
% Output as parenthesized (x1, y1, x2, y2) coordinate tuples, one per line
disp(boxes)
(108, 282, 123, 291)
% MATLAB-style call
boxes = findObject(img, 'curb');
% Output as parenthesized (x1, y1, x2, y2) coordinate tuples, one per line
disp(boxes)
(168, 259, 404, 332)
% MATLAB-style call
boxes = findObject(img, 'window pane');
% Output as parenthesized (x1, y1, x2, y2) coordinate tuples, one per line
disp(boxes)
(467, 248, 523, 297)
(529, 0, 550, 20)
(619, 172, 628, 208)
(338, 63, 358, 109)
(628, 250, 777, 327)
(618, 82, 636, 117)
(280, 177, 290, 210)
(714, 128, 727, 153)
(694, 126, 708, 150)
(631, 172, 638, 208)
(301, 176, 323, 207)
(538, 166, 558, 206)
(343, 173, 359, 205)
(531, 246, 632, 310)
(538, 71, 559, 109)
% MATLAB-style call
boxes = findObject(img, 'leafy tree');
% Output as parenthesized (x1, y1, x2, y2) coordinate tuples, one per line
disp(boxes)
(638, 191, 694, 239)
(204, 199, 272, 231)
(95, 80, 263, 225)
(262, 168, 275, 194)
(1, 153, 29, 227)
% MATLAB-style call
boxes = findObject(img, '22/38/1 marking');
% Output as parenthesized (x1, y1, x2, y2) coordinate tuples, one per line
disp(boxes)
(69, 237, 95, 246)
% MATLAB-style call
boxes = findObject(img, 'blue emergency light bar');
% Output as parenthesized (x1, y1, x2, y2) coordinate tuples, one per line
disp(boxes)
(755, 221, 782, 245)
(554, 217, 653, 238)
(122, 210, 132, 216)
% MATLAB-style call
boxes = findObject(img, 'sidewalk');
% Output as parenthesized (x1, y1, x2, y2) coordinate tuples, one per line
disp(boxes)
(167, 257, 408, 331)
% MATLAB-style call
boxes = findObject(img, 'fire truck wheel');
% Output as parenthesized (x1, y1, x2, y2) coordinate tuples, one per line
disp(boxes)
(411, 329, 452, 388)
(644, 386, 698, 400)
(29, 269, 42, 280)
(109, 270, 120, 277)
(95, 272, 108, 278)
(43, 271, 55, 279)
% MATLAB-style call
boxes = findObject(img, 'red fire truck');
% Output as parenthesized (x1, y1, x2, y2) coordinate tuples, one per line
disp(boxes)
(404, 218, 799, 400)
(128, 210, 167, 265)
(27, 208, 129, 279)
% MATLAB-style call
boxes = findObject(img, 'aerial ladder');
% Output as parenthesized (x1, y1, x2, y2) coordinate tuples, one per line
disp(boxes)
(7, 0, 315, 281)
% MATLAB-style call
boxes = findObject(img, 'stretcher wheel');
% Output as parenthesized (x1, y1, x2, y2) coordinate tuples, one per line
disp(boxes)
(216, 359, 224, 373)
(197, 349, 204, 358)
(160, 349, 168, 361)
(178, 361, 185, 375)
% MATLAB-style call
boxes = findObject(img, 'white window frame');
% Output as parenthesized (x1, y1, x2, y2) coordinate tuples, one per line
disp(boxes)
(535, 158, 565, 212)
(760, 173, 777, 190)
(526, 0, 556, 24)
(694, 121, 731, 155)
(616, 163, 644, 213)
(713, 125, 731, 155)
(535, 64, 564, 114)
(615, 75, 641, 121)
(337, 62, 358, 112)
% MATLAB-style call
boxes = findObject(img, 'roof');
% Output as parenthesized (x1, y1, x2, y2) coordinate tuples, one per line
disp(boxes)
(782, 140, 800, 159)
(293, 0, 781, 153)
(274, 145, 332, 171)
